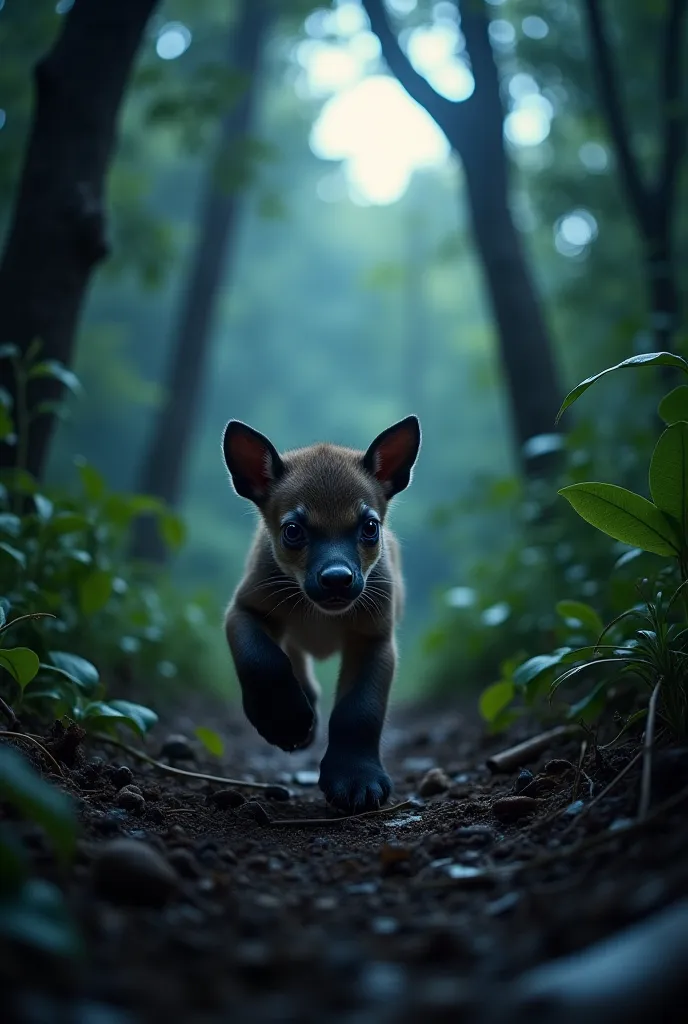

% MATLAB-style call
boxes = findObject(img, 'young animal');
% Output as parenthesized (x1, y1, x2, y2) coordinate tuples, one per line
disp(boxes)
(222, 416, 421, 813)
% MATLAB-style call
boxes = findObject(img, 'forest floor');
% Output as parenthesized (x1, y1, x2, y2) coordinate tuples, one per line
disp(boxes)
(4, 692, 688, 1024)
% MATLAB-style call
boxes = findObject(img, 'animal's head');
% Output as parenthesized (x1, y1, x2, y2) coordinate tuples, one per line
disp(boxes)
(222, 417, 421, 615)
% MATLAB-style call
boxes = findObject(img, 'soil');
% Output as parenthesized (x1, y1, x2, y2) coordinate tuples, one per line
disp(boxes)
(3, 694, 688, 1024)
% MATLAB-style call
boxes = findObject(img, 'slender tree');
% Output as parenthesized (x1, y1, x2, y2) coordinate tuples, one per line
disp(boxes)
(131, 0, 272, 562)
(362, 0, 563, 475)
(0, 0, 159, 479)
(582, 0, 687, 353)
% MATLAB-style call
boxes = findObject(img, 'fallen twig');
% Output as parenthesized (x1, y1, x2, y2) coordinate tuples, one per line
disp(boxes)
(93, 733, 289, 792)
(268, 799, 417, 827)
(638, 678, 662, 821)
(0, 730, 65, 777)
(486, 725, 581, 773)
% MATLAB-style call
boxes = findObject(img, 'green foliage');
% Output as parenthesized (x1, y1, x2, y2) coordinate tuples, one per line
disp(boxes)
(194, 725, 225, 757)
(479, 353, 688, 738)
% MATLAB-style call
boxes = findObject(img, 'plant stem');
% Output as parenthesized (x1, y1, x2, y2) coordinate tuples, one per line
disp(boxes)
(638, 678, 662, 820)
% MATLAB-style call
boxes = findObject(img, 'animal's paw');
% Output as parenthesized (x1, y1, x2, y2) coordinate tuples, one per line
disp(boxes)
(244, 689, 316, 753)
(319, 751, 392, 814)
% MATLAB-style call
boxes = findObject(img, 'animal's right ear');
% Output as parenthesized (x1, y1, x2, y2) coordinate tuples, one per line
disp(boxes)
(222, 420, 284, 504)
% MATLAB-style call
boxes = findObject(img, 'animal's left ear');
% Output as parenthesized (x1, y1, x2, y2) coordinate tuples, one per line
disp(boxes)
(363, 415, 421, 498)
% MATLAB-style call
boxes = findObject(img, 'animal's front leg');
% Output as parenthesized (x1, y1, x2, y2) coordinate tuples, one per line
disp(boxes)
(319, 636, 394, 813)
(225, 605, 315, 752)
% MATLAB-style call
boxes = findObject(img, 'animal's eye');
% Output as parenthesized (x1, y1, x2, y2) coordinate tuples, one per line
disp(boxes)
(281, 522, 306, 548)
(360, 518, 380, 544)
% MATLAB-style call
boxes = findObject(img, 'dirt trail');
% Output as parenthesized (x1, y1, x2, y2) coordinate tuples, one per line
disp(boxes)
(3, 697, 688, 1023)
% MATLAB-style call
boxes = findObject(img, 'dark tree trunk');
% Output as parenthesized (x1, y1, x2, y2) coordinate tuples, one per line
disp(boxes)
(131, 0, 271, 562)
(363, 0, 563, 476)
(582, 0, 687, 354)
(0, 0, 159, 479)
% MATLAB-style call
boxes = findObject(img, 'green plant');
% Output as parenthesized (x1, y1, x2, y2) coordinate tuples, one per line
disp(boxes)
(479, 352, 688, 739)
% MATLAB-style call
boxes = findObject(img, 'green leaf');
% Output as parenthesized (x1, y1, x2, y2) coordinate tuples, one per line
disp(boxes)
(47, 512, 90, 536)
(75, 459, 105, 502)
(0, 542, 26, 568)
(47, 652, 99, 693)
(0, 344, 20, 360)
(0, 468, 38, 495)
(487, 706, 524, 735)
(78, 569, 112, 616)
(559, 482, 679, 555)
(550, 657, 633, 695)
(0, 603, 5, 628)
(0, 647, 39, 689)
(0, 747, 76, 863)
(565, 680, 612, 722)
(658, 385, 688, 425)
(556, 352, 688, 423)
(0, 879, 82, 958)
(28, 360, 83, 396)
(478, 680, 514, 723)
(34, 494, 53, 523)
(108, 700, 158, 735)
(556, 600, 604, 638)
(0, 513, 21, 537)
(194, 726, 224, 757)
(649, 422, 688, 531)
(513, 649, 571, 691)
(159, 512, 186, 551)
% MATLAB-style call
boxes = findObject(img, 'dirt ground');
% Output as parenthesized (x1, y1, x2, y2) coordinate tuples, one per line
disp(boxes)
(3, 693, 688, 1024)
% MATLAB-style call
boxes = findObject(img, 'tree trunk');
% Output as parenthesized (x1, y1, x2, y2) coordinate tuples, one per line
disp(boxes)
(363, 0, 563, 475)
(0, 0, 159, 479)
(131, 0, 271, 562)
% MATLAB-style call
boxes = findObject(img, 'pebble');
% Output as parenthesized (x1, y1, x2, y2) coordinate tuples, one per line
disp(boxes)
(209, 788, 246, 810)
(92, 838, 179, 907)
(160, 734, 195, 760)
(513, 769, 535, 794)
(238, 800, 271, 825)
(492, 796, 539, 822)
(418, 768, 452, 797)
(544, 758, 573, 775)
(116, 786, 145, 815)
(111, 765, 133, 791)
(564, 799, 585, 817)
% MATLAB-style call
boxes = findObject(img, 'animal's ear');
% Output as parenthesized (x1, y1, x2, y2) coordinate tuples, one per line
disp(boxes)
(222, 420, 284, 504)
(363, 415, 421, 499)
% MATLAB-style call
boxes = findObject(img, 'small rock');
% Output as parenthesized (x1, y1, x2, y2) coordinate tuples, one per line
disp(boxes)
(209, 788, 246, 810)
(111, 765, 133, 791)
(238, 801, 271, 825)
(371, 916, 399, 935)
(564, 799, 585, 817)
(293, 770, 319, 786)
(116, 786, 145, 815)
(544, 759, 573, 775)
(160, 734, 195, 760)
(418, 768, 452, 797)
(92, 838, 179, 907)
(492, 796, 539, 823)
(513, 769, 535, 795)
(167, 848, 202, 879)
(263, 785, 291, 801)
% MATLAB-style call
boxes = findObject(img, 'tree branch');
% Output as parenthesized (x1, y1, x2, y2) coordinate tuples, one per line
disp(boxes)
(657, 0, 688, 235)
(361, 0, 458, 137)
(582, 0, 651, 236)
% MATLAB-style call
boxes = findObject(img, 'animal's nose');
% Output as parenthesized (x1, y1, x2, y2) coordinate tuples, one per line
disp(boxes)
(318, 564, 354, 592)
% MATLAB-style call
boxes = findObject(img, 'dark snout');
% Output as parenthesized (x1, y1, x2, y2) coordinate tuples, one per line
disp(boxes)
(306, 560, 363, 611)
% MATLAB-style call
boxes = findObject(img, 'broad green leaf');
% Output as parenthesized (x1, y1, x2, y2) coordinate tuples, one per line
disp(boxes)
(78, 569, 112, 616)
(47, 652, 99, 693)
(194, 726, 225, 757)
(556, 600, 604, 638)
(559, 482, 678, 555)
(565, 680, 612, 722)
(34, 494, 53, 523)
(82, 701, 156, 738)
(159, 512, 186, 551)
(108, 700, 158, 735)
(48, 512, 90, 536)
(0, 513, 21, 537)
(29, 360, 82, 396)
(0, 647, 39, 689)
(0, 469, 37, 495)
(513, 649, 571, 691)
(0, 747, 76, 863)
(556, 352, 688, 423)
(478, 680, 514, 723)
(75, 459, 105, 502)
(649, 422, 688, 529)
(0, 879, 82, 958)
(486, 706, 523, 735)
(0, 542, 26, 568)
(658, 385, 688, 425)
